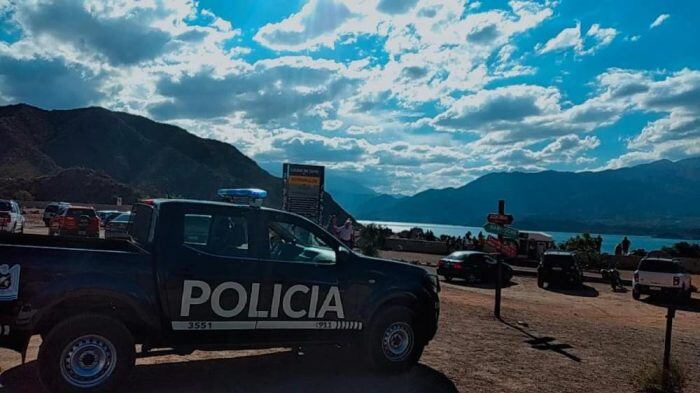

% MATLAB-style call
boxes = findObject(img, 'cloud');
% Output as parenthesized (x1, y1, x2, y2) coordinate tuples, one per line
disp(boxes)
(0, 54, 105, 108)
(432, 85, 561, 132)
(600, 68, 700, 168)
(377, 0, 419, 15)
(254, 0, 354, 51)
(537, 23, 583, 54)
(150, 57, 361, 123)
(537, 22, 617, 56)
(650, 14, 670, 29)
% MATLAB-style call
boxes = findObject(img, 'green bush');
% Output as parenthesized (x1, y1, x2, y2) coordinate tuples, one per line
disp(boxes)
(633, 361, 686, 393)
(357, 224, 391, 256)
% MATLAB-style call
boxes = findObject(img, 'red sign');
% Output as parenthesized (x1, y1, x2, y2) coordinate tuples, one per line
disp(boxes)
(485, 236, 518, 258)
(487, 213, 514, 225)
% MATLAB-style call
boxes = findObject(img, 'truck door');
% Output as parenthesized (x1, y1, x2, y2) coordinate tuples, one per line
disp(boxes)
(160, 203, 263, 345)
(252, 210, 355, 344)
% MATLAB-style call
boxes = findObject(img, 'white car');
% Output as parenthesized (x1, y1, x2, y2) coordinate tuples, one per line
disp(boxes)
(632, 257, 692, 302)
(0, 199, 25, 234)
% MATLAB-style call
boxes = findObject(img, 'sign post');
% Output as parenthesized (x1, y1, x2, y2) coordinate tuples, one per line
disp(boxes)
(282, 163, 325, 223)
(486, 199, 511, 319)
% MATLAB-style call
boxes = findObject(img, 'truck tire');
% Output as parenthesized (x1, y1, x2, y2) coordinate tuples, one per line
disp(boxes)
(366, 306, 423, 373)
(38, 314, 135, 393)
(537, 275, 545, 288)
(632, 285, 641, 300)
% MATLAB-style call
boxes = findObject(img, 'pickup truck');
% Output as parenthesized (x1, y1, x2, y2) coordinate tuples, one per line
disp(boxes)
(0, 196, 440, 392)
(632, 257, 692, 302)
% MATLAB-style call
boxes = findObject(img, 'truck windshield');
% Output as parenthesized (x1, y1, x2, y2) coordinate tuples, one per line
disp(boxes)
(638, 259, 683, 273)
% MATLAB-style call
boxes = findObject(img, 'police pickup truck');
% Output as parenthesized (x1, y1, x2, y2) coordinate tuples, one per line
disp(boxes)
(0, 189, 439, 392)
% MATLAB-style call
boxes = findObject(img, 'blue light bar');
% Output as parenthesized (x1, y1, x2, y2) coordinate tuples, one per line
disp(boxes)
(217, 188, 267, 207)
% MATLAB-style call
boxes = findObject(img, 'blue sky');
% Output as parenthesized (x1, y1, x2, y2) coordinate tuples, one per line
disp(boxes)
(0, 0, 699, 195)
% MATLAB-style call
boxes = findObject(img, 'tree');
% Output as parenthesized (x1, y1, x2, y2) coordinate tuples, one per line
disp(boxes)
(661, 242, 700, 258)
(559, 233, 603, 267)
(559, 233, 602, 253)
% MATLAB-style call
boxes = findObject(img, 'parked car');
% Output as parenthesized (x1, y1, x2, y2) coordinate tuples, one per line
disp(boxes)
(96, 210, 122, 227)
(42, 202, 69, 226)
(537, 250, 584, 288)
(0, 189, 440, 392)
(105, 212, 131, 239)
(632, 257, 692, 302)
(0, 200, 25, 234)
(48, 205, 100, 238)
(437, 251, 513, 283)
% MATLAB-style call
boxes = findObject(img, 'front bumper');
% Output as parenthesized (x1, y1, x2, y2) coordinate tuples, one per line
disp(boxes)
(635, 284, 683, 295)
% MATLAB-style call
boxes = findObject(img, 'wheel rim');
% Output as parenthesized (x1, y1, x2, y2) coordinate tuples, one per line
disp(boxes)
(60, 335, 117, 388)
(381, 322, 414, 362)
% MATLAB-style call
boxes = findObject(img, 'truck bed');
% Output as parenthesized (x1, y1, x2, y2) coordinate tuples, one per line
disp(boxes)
(0, 233, 147, 254)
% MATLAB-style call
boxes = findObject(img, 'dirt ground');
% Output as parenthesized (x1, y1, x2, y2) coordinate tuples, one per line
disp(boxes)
(0, 275, 697, 393)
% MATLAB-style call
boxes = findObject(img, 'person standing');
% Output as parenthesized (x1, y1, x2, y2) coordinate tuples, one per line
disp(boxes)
(621, 236, 631, 255)
(338, 219, 354, 248)
(327, 215, 339, 237)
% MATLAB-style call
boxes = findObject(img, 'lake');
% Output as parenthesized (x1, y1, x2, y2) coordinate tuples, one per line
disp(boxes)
(357, 220, 700, 254)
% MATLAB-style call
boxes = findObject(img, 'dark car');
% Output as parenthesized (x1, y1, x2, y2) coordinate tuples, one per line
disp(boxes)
(437, 251, 513, 284)
(0, 190, 440, 392)
(105, 212, 131, 239)
(537, 251, 584, 288)
(41, 202, 69, 226)
(96, 210, 122, 227)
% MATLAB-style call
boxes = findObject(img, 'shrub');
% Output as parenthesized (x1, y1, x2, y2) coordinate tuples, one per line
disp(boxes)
(633, 361, 686, 393)
(357, 224, 391, 256)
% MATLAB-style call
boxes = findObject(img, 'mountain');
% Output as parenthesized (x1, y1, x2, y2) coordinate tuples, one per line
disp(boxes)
(0, 104, 350, 220)
(324, 173, 382, 214)
(355, 157, 700, 237)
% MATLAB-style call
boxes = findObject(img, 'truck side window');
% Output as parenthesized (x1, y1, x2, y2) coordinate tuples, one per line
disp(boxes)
(183, 214, 249, 258)
(267, 220, 335, 264)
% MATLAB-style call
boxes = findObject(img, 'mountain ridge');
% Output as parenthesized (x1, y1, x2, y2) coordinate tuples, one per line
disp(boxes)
(353, 157, 700, 238)
(0, 103, 351, 221)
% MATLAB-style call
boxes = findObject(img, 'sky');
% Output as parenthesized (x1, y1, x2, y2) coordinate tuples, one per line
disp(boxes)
(0, 0, 699, 195)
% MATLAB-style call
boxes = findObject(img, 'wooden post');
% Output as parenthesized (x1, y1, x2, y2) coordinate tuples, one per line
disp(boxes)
(663, 306, 675, 380)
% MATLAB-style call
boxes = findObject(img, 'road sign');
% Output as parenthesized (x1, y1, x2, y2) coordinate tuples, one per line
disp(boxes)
(483, 222, 519, 239)
(283, 163, 325, 223)
(485, 236, 518, 258)
(487, 213, 514, 225)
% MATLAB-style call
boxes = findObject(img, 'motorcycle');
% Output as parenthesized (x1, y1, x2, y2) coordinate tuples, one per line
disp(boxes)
(600, 268, 625, 292)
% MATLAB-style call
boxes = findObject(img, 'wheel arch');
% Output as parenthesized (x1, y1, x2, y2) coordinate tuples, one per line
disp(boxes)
(365, 291, 435, 344)
(34, 288, 159, 341)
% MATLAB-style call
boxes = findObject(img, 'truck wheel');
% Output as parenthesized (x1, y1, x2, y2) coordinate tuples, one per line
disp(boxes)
(537, 276, 545, 288)
(632, 286, 641, 300)
(366, 306, 423, 373)
(38, 314, 135, 393)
